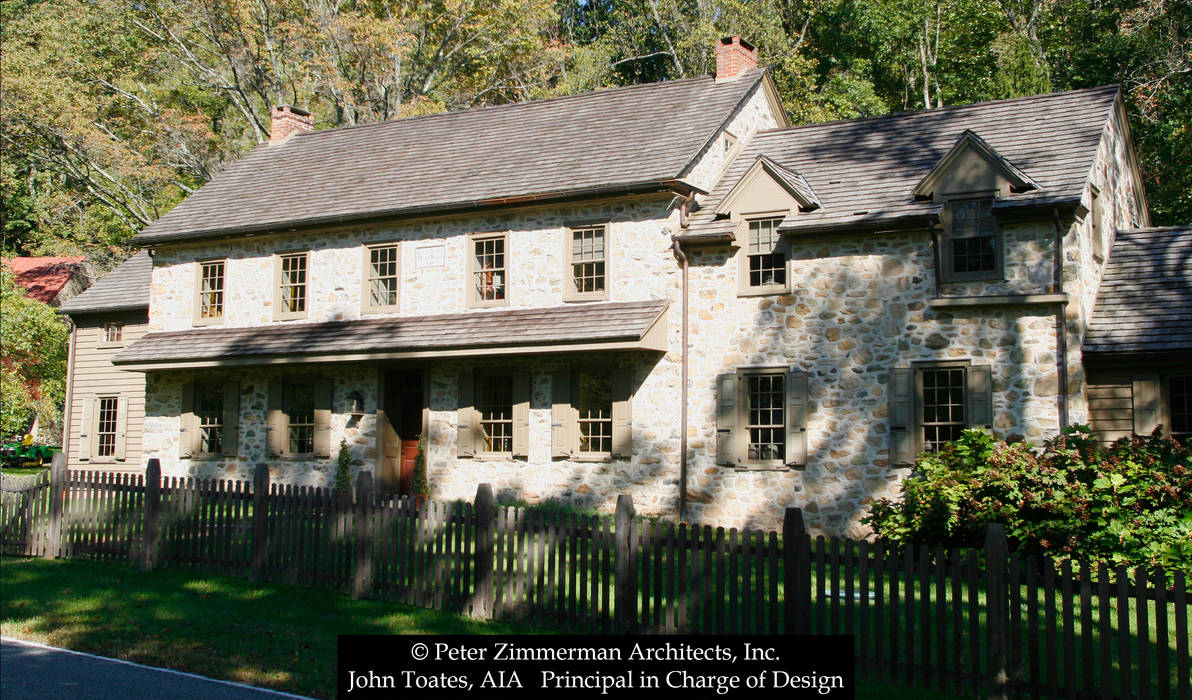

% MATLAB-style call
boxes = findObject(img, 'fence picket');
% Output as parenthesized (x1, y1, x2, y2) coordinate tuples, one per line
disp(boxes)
(1154, 568, 1169, 700)
(1081, 560, 1095, 696)
(1174, 571, 1188, 700)
(1137, 567, 1150, 700)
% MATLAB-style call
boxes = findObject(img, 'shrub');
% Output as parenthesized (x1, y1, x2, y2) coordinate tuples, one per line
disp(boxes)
(864, 426, 1192, 575)
(412, 435, 429, 498)
(334, 439, 352, 492)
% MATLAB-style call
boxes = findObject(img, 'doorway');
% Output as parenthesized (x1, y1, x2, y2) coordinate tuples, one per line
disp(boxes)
(379, 370, 425, 496)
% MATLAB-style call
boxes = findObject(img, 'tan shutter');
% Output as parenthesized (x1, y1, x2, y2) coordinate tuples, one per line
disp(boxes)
(457, 372, 476, 458)
(550, 369, 572, 458)
(785, 370, 808, 466)
(77, 397, 93, 461)
(1132, 376, 1160, 436)
(114, 398, 128, 460)
(611, 367, 633, 458)
(889, 368, 915, 465)
(968, 365, 993, 428)
(313, 378, 332, 458)
(222, 381, 240, 457)
(267, 379, 286, 458)
(180, 382, 196, 458)
(715, 373, 738, 466)
(512, 372, 530, 458)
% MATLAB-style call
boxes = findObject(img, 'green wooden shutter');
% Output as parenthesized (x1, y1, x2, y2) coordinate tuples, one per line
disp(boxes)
(457, 372, 476, 458)
(511, 371, 530, 458)
(715, 373, 739, 466)
(550, 369, 572, 458)
(889, 368, 915, 465)
(785, 370, 808, 467)
(222, 381, 240, 457)
(611, 367, 633, 458)
(180, 382, 196, 458)
(267, 379, 286, 458)
(313, 378, 332, 458)
(968, 365, 993, 428)
(77, 398, 93, 461)
(114, 398, 128, 460)
(1132, 376, 1160, 435)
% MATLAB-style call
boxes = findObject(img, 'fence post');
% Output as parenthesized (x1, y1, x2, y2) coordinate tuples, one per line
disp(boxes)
(352, 470, 375, 599)
(986, 523, 1009, 700)
(614, 494, 637, 634)
(43, 453, 67, 559)
(141, 458, 161, 571)
(250, 463, 270, 581)
(784, 507, 811, 634)
(473, 483, 495, 619)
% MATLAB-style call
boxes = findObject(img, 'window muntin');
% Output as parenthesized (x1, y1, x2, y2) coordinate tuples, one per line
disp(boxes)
(569, 226, 607, 297)
(920, 367, 967, 452)
(196, 382, 224, 455)
(285, 380, 315, 455)
(96, 397, 119, 457)
(102, 323, 123, 344)
(745, 373, 785, 462)
(576, 371, 612, 455)
(366, 244, 399, 310)
(945, 198, 999, 278)
(278, 253, 308, 316)
(1170, 376, 1191, 441)
(477, 375, 514, 454)
(198, 261, 225, 321)
(471, 234, 506, 304)
(746, 218, 786, 289)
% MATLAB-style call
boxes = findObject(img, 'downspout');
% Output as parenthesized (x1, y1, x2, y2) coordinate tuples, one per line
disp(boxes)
(1051, 208, 1070, 428)
(927, 216, 943, 298)
(671, 194, 694, 523)
(61, 320, 78, 465)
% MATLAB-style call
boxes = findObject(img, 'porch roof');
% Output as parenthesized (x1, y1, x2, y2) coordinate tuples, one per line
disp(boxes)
(111, 300, 669, 370)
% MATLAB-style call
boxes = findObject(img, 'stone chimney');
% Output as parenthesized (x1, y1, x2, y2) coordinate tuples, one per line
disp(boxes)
(269, 105, 314, 143)
(715, 36, 758, 82)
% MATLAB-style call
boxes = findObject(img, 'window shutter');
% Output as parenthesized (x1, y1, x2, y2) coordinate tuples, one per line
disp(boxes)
(114, 398, 128, 460)
(512, 372, 530, 458)
(457, 372, 476, 458)
(1132, 376, 1160, 436)
(267, 379, 286, 458)
(180, 382, 196, 458)
(611, 367, 633, 458)
(715, 373, 739, 466)
(77, 398, 93, 461)
(550, 369, 572, 458)
(313, 378, 332, 458)
(968, 365, 993, 428)
(222, 381, 240, 457)
(889, 368, 915, 465)
(785, 370, 808, 466)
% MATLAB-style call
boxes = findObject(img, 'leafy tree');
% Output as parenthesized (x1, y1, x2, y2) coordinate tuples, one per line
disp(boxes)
(0, 265, 69, 438)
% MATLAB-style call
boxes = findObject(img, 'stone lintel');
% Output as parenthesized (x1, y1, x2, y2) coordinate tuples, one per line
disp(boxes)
(927, 293, 1068, 308)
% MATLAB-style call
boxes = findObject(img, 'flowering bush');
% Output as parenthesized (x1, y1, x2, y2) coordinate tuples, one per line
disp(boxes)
(864, 426, 1192, 575)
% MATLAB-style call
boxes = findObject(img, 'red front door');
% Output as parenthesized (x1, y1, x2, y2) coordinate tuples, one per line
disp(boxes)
(382, 371, 424, 496)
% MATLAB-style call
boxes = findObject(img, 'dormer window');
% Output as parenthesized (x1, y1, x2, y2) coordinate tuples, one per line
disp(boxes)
(940, 197, 1002, 282)
(738, 216, 790, 295)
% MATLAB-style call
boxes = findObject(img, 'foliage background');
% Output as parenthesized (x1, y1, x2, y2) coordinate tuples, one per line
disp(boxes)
(0, 266, 69, 438)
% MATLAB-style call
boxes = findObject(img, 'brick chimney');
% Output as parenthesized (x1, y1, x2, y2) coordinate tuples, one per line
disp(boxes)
(715, 36, 758, 82)
(269, 105, 314, 143)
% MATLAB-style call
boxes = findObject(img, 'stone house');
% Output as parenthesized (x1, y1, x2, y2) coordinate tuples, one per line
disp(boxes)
(63, 37, 1171, 535)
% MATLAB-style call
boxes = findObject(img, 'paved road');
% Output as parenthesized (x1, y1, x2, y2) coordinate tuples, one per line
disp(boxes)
(1, 638, 312, 700)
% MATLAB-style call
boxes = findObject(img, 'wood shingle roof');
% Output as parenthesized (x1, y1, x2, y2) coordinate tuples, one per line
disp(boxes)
(58, 251, 152, 315)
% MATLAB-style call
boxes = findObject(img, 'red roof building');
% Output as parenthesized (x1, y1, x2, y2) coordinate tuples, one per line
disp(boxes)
(3, 256, 91, 307)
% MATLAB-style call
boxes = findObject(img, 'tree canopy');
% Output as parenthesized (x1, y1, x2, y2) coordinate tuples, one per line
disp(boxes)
(0, 265, 69, 438)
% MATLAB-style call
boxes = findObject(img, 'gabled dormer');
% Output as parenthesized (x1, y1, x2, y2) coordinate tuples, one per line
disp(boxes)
(912, 129, 1040, 201)
(712, 156, 822, 221)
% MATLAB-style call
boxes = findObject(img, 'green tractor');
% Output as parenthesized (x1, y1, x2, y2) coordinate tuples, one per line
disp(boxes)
(0, 434, 60, 469)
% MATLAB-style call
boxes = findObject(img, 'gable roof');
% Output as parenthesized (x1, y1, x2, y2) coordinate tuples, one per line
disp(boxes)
(3, 256, 87, 305)
(910, 129, 1040, 198)
(59, 251, 153, 315)
(713, 156, 821, 217)
(685, 85, 1122, 239)
(1083, 226, 1192, 355)
(132, 71, 771, 246)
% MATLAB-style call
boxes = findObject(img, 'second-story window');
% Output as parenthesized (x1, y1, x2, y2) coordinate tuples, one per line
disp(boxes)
(469, 233, 507, 307)
(740, 217, 788, 294)
(276, 252, 308, 319)
(364, 243, 400, 312)
(565, 225, 608, 301)
(101, 322, 124, 345)
(942, 198, 1001, 281)
(197, 260, 225, 323)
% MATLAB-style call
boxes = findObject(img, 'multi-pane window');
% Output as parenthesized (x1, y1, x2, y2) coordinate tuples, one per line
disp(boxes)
(746, 374, 785, 462)
(96, 397, 119, 457)
(946, 199, 999, 277)
(198, 261, 225, 321)
(471, 234, 506, 304)
(477, 375, 514, 453)
(920, 367, 967, 452)
(576, 371, 612, 455)
(196, 383, 223, 455)
(278, 253, 308, 315)
(746, 218, 786, 288)
(285, 380, 315, 455)
(1170, 377, 1191, 441)
(366, 244, 399, 310)
(569, 226, 607, 298)
(102, 323, 123, 344)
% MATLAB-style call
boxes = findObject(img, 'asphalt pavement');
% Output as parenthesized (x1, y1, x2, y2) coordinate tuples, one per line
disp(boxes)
(1, 637, 313, 700)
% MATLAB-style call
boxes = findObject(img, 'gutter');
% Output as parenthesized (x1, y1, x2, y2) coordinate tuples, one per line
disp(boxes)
(1051, 207, 1070, 428)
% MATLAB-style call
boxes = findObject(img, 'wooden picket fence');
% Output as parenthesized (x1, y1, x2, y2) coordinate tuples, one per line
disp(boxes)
(2, 455, 1188, 700)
